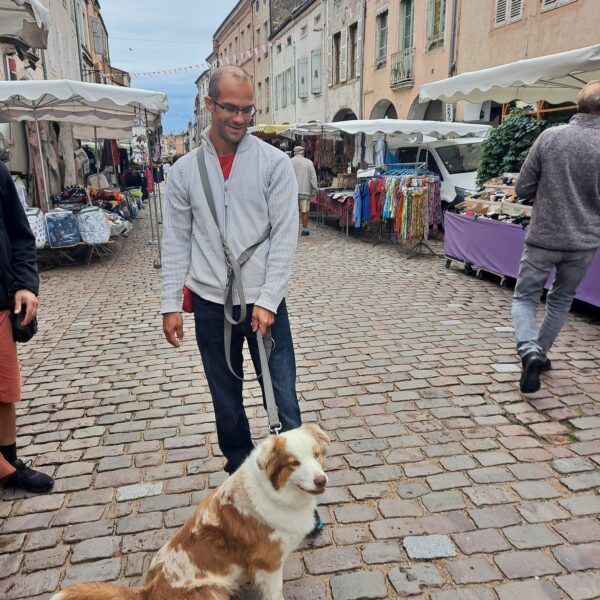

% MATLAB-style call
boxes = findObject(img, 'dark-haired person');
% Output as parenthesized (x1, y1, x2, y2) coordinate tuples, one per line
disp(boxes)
(0, 161, 53, 493)
(160, 67, 308, 516)
(512, 80, 600, 393)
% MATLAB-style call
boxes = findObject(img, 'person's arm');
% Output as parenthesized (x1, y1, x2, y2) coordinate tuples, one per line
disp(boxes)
(161, 159, 192, 315)
(255, 154, 299, 315)
(515, 132, 546, 200)
(1, 164, 39, 325)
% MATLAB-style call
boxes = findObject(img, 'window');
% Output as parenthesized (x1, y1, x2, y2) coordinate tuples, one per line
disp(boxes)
(277, 43, 282, 53)
(287, 36, 292, 46)
(255, 0, 259, 13)
(348, 22, 358, 79)
(332, 32, 341, 84)
(301, 24, 308, 38)
(494, 0, 523, 27)
(275, 74, 280, 109)
(541, 0, 576, 10)
(263, 23, 268, 55)
(287, 67, 296, 104)
(298, 57, 309, 99)
(281, 71, 287, 107)
(436, 143, 482, 174)
(401, 0, 414, 50)
(311, 49, 322, 93)
(314, 14, 321, 26)
(375, 10, 388, 67)
(265, 77, 270, 112)
(257, 81, 262, 113)
(240, 31, 244, 54)
(427, 0, 446, 49)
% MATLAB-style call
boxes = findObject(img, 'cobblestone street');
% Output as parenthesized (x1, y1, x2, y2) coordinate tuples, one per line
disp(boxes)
(2, 205, 600, 600)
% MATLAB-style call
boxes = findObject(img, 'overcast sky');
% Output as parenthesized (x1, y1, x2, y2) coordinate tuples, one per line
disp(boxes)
(101, 1, 237, 133)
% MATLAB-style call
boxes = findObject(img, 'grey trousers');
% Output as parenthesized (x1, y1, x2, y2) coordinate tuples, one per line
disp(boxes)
(511, 244, 596, 358)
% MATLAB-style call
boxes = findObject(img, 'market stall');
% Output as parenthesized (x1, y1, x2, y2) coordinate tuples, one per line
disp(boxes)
(0, 79, 168, 264)
(420, 44, 600, 304)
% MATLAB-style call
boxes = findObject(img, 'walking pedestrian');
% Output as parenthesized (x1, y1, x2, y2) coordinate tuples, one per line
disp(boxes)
(291, 145, 318, 236)
(161, 66, 305, 481)
(162, 161, 171, 182)
(0, 161, 53, 493)
(512, 80, 600, 393)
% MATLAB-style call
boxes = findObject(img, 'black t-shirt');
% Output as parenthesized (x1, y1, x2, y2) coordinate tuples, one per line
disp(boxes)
(0, 162, 39, 311)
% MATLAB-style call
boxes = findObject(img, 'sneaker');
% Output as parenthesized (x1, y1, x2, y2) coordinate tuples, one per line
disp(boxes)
(307, 510, 323, 536)
(301, 230, 310, 236)
(4, 459, 54, 494)
(520, 352, 546, 394)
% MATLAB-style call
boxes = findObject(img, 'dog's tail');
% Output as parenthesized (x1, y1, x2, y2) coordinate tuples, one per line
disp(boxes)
(51, 582, 141, 600)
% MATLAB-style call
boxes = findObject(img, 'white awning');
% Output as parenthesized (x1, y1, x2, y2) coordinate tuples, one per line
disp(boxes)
(323, 119, 491, 139)
(420, 45, 600, 105)
(0, 79, 168, 130)
(0, 0, 50, 49)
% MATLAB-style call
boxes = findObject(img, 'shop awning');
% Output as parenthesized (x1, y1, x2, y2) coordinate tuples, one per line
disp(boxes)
(0, 79, 168, 130)
(249, 123, 293, 135)
(324, 119, 491, 139)
(419, 44, 600, 105)
(0, 0, 50, 49)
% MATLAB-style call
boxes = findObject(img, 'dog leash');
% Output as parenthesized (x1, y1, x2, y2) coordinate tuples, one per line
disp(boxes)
(196, 145, 282, 435)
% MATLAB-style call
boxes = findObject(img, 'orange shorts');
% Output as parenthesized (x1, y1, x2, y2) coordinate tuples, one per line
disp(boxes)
(0, 310, 21, 404)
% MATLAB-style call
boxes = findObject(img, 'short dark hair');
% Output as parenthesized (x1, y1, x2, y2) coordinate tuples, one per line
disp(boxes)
(577, 80, 600, 115)
(208, 66, 253, 100)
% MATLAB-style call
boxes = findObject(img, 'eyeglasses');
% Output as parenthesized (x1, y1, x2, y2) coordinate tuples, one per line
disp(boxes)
(209, 97, 256, 118)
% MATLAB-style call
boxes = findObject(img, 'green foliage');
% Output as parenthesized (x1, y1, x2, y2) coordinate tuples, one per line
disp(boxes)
(476, 109, 548, 187)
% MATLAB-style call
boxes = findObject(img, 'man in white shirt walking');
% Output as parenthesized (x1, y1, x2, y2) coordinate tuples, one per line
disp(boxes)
(291, 146, 318, 236)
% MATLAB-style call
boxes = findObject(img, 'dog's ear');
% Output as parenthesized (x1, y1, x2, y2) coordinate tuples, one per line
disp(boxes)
(303, 424, 330, 455)
(256, 435, 277, 471)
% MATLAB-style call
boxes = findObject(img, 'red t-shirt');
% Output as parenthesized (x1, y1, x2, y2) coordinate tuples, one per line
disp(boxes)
(218, 154, 235, 180)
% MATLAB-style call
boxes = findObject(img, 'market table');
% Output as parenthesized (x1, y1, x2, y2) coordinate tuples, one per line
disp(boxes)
(312, 189, 355, 236)
(444, 211, 600, 307)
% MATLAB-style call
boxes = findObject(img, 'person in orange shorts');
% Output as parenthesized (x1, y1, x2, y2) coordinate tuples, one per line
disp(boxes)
(0, 161, 53, 493)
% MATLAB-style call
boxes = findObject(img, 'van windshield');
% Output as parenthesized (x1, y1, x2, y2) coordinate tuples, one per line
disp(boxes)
(436, 143, 482, 174)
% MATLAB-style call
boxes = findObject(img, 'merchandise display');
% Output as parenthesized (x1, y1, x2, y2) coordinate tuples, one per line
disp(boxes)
(45, 209, 81, 248)
(25, 207, 47, 249)
(78, 206, 111, 245)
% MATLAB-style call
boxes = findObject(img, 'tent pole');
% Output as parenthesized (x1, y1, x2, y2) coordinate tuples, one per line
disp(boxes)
(94, 126, 100, 187)
(32, 108, 50, 212)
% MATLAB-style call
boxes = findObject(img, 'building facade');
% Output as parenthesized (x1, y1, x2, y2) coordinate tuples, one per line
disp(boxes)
(454, 0, 598, 122)
(252, 0, 272, 123)
(195, 68, 211, 138)
(214, 0, 255, 80)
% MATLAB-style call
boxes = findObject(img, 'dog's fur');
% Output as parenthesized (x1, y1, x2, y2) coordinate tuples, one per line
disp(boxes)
(51, 424, 330, 600)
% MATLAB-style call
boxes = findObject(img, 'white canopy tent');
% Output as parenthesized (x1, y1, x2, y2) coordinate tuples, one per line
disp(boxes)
(419, 44, 600, 105)
(0, 0, 49, 49)
(0, 79, 168, 209)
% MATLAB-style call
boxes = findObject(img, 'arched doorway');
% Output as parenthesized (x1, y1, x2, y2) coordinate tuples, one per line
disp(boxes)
(332, 108, 358, 122)
(370, 99, 398, 120)
(407, 95, 443, 121)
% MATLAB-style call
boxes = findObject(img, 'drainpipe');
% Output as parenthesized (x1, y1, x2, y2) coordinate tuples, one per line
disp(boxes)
(448, 0, 458, 78)
(358, 0, 366, 119)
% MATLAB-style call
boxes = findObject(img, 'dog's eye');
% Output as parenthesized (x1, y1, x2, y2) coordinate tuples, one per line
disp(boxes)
(313, 451, 320, 459)
(290, 460, 301, 467)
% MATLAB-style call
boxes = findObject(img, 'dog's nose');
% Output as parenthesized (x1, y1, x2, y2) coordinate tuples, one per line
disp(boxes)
(314, 475, 327, 489)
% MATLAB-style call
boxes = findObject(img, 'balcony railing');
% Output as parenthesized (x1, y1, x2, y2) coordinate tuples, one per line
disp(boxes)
(390, 47, 414, 88)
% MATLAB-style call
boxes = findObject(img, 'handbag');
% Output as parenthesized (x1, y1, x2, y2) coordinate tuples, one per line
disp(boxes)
(9, 296, 38, 343)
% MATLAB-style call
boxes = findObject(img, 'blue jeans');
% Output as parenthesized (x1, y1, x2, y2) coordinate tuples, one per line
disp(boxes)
(193, 295, 301, 473)
(512, 244, 596, 358)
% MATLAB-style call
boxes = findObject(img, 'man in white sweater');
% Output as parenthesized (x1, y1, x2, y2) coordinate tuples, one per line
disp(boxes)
(291, 145, 318, 236)
(161, 67, 302, 476)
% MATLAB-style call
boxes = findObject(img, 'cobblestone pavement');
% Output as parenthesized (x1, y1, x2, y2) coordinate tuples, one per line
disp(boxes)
(1, 203, 600, 600)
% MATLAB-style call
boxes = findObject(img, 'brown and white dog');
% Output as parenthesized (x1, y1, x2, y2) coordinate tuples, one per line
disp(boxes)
(51, 424, 330, 600)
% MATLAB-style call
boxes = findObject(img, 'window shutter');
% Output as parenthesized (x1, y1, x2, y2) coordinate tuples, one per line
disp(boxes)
(281, 71, 287, 107)
(494, 0, 508, 26)
(508, 0, 523, 21)
(541, 0, 558, 10)
(290, 67, 296, 104)
(327, 35, 333, 87)
(355, 19, 362, 82)
(340, 27, 348, 83)
(311, 49, 322, 93)
(92, 17, 104, 54)
(298, 58, 308, 99)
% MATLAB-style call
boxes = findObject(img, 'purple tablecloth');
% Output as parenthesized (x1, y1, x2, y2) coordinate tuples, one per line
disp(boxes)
(313, 189, 354, 220)
(444, 212, 600, 308)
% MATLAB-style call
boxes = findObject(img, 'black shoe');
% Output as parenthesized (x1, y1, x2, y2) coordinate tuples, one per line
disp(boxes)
(301, 230, 310, 236)
(541, 357, 552, 373)
(4, 459, 54, 494)
(307, 510, 324, 536)
(520, 352, 546, 394)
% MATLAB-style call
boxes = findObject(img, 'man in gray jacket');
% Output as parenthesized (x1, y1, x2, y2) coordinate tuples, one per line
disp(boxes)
(512, 80, 600, 394)
(161, 67, 302, 474)
(291, 145, 318, 236)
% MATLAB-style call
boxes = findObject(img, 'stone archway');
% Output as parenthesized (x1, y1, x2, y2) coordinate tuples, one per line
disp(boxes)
(370, 99, 398, 120)
(408, 95, 444, 121)
(332, 108, 358, 122)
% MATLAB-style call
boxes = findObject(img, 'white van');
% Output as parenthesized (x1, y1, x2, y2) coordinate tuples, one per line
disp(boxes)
(392, 138, 484, 207)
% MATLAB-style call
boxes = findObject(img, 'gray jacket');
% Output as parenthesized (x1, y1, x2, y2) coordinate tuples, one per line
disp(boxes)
(516, 113, 600, 251)
(291, 154, 318, 196)
(161, 129, 298, 314)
